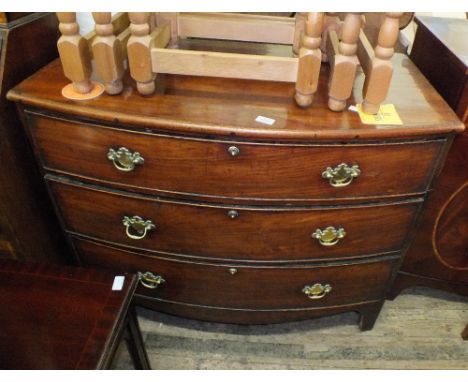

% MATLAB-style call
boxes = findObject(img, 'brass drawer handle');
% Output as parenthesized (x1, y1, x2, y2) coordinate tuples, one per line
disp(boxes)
(302, 283, 332, 299)
(322, 163, 360, 187)
(228, 146, 240, 157)
(122, 216, 156, 240)
(138, 271, 165, 289)
(311, 226, 346, 246)
(107, 147, 144, 172)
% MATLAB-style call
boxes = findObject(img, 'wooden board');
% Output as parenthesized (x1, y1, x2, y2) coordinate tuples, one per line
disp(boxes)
(178, 12, 295, 44)
(151, 48, 298, 82)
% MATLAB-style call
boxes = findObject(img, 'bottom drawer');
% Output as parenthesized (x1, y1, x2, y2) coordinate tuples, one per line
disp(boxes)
(73, 237, 397, 311)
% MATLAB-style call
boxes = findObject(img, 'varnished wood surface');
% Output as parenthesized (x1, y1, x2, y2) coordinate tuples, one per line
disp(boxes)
(48, 177, 421, 263)
(390, 17, 468, 298)
(73, 237, 397, 314)
(0, 260, 137, 369)
(0, 12, 67, 262)
(8, 53, 464, 141)
(393, 130, 468, 286)
(7, 37, 464, 328)
(29, 112, 445, 204)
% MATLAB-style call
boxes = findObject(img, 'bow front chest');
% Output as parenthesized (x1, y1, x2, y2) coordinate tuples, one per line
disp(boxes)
(8, 53, 464, 330)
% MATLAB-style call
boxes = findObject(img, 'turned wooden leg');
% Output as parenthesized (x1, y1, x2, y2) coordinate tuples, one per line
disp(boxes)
(295, 12, 324, 108)
(359, 300, 384, 331)
(125, 306, 151, 370)
(128, 12, 156, 95)
(320, 12, 341, 63)
(56, 12, 93, 94)
(92, 12, 125, 95)
(292, 12, 306, 56)
(361, 12, 403, 114)
(327, 12, 362, 112)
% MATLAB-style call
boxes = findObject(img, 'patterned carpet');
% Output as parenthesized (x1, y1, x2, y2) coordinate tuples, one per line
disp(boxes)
(112, 287, 468, 369)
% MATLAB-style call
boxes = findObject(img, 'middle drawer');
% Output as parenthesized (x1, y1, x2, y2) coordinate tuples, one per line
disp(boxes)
(47, 177, 422, 262)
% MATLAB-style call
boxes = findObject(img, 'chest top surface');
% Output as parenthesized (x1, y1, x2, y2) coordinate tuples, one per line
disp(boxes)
(8, 52, 464, 141)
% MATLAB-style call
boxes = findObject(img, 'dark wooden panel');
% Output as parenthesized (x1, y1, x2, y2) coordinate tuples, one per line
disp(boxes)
(390, 17, 468, 298)
(411, 17, 468, 120)
(0, 13, 67, 262)
(0, 260, 137, 369)
(30, 114, 444, 202)
(395, 130, 468, 286)
(73, 237, 397, 311)
(48, 177, 421, 262)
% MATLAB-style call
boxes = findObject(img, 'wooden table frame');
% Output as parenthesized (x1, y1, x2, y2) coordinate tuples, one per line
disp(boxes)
(0, 260, 150, 369)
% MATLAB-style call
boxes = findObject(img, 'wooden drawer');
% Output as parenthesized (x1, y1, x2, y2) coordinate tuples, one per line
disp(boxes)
(29, 113, 443, 203)
(73, 237, 397, 310)
(49, 177, 422, 262)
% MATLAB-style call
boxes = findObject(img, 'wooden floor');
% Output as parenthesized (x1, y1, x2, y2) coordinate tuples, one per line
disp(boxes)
(113, 287, 468, 369)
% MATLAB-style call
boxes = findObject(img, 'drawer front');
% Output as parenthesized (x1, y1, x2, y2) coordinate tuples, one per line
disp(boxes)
(30, 113, 443, 202)
(73, 237, 397, 310)
(49, 178, 421, 261)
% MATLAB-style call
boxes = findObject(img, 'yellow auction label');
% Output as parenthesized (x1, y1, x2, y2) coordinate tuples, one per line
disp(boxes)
(357, 104, 403, 125)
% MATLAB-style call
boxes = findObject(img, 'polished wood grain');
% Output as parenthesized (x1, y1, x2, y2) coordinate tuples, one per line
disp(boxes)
(7, 54, 464, 141)
(389, 128, 468, 293)
(0, 13, 67, 262)
(48, 177, 422, 262)
(73, 237, 397, 313)
(389, 17, 468, 300)
(0, 260, 148, 369)
(8, 39, 463, 329)
(28, 113, 444, 204)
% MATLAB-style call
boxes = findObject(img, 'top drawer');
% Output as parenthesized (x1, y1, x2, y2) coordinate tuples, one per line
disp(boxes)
(27, 112, 444, 203)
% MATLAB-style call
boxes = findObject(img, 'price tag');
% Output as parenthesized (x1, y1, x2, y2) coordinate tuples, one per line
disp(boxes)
(357, 104, 403, 125)
(112, 276, 125, 291)
(255, 115, 276, 126)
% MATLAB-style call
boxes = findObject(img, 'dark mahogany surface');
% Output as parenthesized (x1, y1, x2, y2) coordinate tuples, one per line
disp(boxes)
(0, 260, 137, 369)
(8, 54, 464, 141)
(73, 237, 397, 312)
(390, 17, 468, 298)
(48, 176, 422, 262)
(0, 13, 66, 262)
(29, 112, 444, 203)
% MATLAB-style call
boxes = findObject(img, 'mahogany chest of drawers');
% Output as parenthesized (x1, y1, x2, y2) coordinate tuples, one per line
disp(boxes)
(8, 53, 464, 330)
